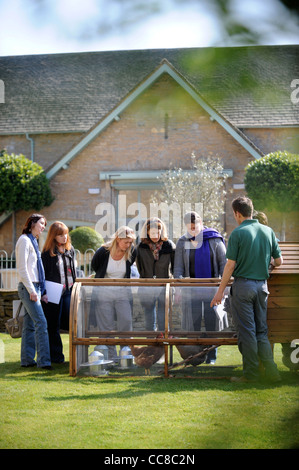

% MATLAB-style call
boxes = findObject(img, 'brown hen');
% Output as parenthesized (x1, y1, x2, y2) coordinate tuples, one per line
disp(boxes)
(130, 335, 164, 375)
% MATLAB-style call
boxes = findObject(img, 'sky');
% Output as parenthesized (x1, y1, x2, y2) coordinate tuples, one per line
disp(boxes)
(0, 0, 298, 57)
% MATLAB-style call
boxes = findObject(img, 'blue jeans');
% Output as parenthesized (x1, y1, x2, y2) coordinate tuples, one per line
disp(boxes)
(18, 282, 51, 367)
(230, 278, 279, 380)
(142, 294, 165, 331)
(139, 287, 166, 331)
(191, 298, 217, 363)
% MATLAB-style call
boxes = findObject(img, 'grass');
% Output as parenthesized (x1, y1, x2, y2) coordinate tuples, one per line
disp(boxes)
(0, 333, 298, 449)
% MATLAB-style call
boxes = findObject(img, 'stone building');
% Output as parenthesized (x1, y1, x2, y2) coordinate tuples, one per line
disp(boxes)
(0, 45, 298, 251)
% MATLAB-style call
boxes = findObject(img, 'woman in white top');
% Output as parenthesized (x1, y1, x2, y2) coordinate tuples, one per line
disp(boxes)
(16, 214, 51, 369)
(91, 226, 136, 360)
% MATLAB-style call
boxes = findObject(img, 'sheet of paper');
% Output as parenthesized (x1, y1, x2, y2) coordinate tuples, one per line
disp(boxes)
(213, 297, 229, 331)
(45, 280, 64, 304)
(213, 302, 226, 321)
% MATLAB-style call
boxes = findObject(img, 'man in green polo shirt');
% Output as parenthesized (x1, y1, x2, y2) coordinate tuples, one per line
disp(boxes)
(211, 196, 283, 383)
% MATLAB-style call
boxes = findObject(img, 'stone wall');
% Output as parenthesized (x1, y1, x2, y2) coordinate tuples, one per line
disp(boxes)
(0, 289, 18, 332)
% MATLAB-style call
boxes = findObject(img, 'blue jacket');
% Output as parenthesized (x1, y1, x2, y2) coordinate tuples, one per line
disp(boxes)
(173, 231, 226, 278)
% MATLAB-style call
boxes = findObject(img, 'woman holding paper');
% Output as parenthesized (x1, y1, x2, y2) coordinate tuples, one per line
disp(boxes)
(16, 213, 52, 369)
(42, 221, 76, 363)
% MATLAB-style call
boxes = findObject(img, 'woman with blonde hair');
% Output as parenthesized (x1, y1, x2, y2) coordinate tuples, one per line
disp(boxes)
(136, 217, 175, 331)
(41, 221, 76, 363)
(91, 226, 136, 360)
(91, 225, 136, 277)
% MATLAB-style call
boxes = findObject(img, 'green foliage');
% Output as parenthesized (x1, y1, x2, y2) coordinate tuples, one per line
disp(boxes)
(244, 151, 299, 213)
(0, 150, 54, 212)
(69, 226, 103, 253)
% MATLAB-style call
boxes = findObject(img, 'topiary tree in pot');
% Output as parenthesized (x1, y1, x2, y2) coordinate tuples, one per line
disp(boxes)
(0, 150, 54, 247)
(69, 226, 104, 253)
(244, 151, 299, 241)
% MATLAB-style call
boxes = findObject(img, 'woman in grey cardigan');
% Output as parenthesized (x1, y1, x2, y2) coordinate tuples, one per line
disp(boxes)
(174, 211, 226, 363)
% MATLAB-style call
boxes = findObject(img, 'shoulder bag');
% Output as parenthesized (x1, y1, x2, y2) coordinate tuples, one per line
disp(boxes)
(5, 301, 24, 338)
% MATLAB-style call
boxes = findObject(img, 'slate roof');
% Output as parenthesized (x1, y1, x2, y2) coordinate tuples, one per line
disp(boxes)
(0, 45, 298, 134)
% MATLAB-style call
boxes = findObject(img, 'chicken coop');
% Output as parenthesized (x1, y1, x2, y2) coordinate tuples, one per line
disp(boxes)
(69, 276, 236, 377)
(69, 242, 299, 378)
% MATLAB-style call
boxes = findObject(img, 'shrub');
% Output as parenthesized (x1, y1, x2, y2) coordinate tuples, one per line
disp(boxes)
(0, 151, 54, 213)
(69, 226, 103, 253)
(244, 151, 299, 240)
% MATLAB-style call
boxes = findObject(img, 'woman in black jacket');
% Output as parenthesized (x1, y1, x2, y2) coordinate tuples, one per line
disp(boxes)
(136, 217, 175, 331)
(41, 221, 76, 363)
(91, 226, 136, 360)
(91, 229, 136, 279)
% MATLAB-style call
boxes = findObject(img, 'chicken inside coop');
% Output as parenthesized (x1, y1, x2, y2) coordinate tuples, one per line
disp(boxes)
(175, 344, 212, 367)
(130, 335, 165, 375)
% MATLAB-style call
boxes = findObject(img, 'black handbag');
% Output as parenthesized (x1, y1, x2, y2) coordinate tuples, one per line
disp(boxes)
(5, 301, 24, 338)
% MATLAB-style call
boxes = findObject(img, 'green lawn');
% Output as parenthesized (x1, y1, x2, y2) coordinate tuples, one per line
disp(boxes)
(0, 333, 298, 449)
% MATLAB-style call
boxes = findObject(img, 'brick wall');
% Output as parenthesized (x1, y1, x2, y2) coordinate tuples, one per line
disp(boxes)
(243, 128, 299, 155)
(0, 132, 83, 170)
(42, 75, 253, 235)
(1, 74, 298, 251)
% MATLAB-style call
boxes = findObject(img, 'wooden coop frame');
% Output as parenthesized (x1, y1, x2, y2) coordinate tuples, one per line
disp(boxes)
(69, 242, 299, 377)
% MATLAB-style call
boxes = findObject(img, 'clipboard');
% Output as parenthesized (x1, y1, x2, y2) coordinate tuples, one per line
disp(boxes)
(45, 280, 64, 304)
